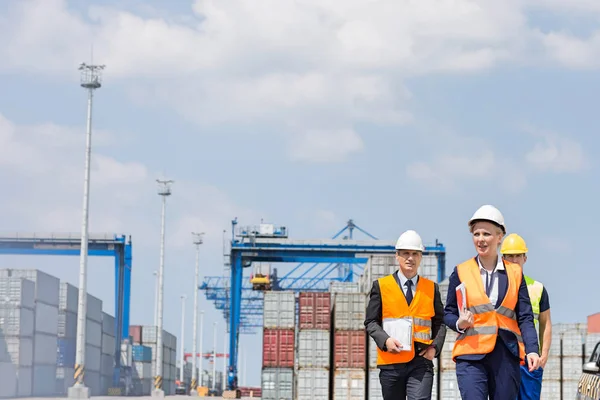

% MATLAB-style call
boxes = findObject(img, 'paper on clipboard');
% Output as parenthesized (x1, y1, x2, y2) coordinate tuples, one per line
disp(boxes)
(456, 282, 466, 311)
(382, 317, 413, 351)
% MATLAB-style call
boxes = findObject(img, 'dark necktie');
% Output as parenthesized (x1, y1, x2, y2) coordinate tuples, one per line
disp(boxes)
(405, 280, 413, 305)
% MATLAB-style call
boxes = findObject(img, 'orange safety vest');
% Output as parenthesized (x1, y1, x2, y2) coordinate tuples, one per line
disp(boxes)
(451, 257, 526, 362)
(376, 273, 435, 365)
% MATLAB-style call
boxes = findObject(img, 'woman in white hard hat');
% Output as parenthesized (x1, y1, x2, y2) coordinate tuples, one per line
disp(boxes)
(365, 230, 446, 400)
(443, 205, 540, 400)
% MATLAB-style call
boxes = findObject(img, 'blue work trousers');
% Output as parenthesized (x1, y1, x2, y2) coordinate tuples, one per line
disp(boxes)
(518, 364, 543, 400)
(456, 339, 521, 400)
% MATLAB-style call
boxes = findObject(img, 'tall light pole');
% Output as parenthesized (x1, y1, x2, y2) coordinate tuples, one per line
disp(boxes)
(153, 270, 159, 327)
(69, 61, 105, 400)
(190, 232, 204, 396)
(212, 322, 217, 391)
(179, 295, 187, 382)
(222, 331, 227, 392)
(152, 179, 173, 398)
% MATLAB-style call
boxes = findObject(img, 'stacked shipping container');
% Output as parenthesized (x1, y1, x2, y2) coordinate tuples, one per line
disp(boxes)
(261, 291, 295, 400)
(332, 285, 366, 400)
(100, 312, 116, 394)
(0, 277, 35, 397)
(3, 269, 60, 397)
(297, 292, 331, 400)
(129, 325, 178, 395)
(55, 281, 103, 395)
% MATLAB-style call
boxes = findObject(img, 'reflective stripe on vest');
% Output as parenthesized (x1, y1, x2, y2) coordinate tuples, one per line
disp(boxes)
(525, 275, 543, 329)
(451, 258, 526, 362)
(376, 274, 435, 365)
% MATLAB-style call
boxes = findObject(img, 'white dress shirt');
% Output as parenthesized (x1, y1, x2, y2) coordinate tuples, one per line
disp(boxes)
(396, 270, 419, 296)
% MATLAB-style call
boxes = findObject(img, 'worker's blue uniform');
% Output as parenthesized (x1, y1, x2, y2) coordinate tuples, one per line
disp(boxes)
(518, 287, 550, 400)
(444, 259, 540, 400)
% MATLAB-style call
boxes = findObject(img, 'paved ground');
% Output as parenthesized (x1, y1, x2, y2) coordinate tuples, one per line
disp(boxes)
(16, 397, 260, 400)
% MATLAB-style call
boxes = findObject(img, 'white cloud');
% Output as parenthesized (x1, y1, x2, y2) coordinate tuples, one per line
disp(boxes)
(0, 0, 545, 164)
(540, 30, 600, 69)
(288, 128, 364, 163)
(0, 113, 256, 250)
(406, 150, 498, 191)
(524, 129, 589, 173)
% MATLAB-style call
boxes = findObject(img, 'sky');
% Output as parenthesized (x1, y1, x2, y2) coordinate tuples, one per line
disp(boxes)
(1, 0, 599, 387)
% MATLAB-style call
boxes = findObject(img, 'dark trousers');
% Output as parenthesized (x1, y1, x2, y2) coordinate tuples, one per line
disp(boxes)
(379, 356, 434, 400)
(456, 339, 521, 400)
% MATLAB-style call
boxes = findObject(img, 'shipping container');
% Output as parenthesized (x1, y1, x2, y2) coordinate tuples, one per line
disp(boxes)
(86, 318, 103, 347)
(86, 293, 103, 323)
(262, 328, 295, 368)
(440, 371, 461, 400)
(102, 312, 115, 335)
(368, 337, 379, 368)
(296, 368, 329, 400)
(368, 369, 383, 400)
(102, 333, 116, 355)
(420, 255, 439, 282)
(333, 368, 365, 400)
(298, 329, 330, 368)
(130, 325, 143, 344)
(334, 331, 366, 369)
(133, 361, 153, 379)
(35, 301, 59, 335)
(33, 332, 58, 364)
(0, 305, 35, 337)
(16, 366, 33, 397)
(261, 367, 294, 400)
(439, 278, 450, 307)
(299, 292, 331, 330)
(132, 378, 152, 395)
(333, 293, 365, 330)
(86, 344, 102, 372)
(263, 291, 295, 329)
(56, 366, 75, 395)
(0, 277, 35, 309)
(132, 345, 152, 363)
(86, 370, 101, 396)
(101, 353, 113, 376)
(57, 337, 76, 367)
(58, 310, 77, 338)
(1, 336, 33, 366)
(32, 364, 58, 396)
(0, 269, 60, 307)
(0, 361, 17, 398)
(330, 282, 361, 293)
(142, 326, 176, 349)
(59, 282, 79, 313)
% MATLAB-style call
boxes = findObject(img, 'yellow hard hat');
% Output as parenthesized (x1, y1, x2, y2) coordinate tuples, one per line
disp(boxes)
(501, 233, 528, 255)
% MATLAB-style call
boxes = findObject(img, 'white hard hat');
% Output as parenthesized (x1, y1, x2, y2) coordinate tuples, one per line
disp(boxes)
(468, 205, 506, 233)
(395, 230, 425, 252)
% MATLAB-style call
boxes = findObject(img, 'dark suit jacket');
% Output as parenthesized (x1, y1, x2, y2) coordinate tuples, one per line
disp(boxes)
(364, 273, 446, 368)
(443, 257, 539, 361)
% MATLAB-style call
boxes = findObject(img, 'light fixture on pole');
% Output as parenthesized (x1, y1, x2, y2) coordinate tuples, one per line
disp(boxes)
(190, 232, 204, 396)
(152, 178, 173, 398)
(153, 270, 159, 327)
(69, 61, 105, 400)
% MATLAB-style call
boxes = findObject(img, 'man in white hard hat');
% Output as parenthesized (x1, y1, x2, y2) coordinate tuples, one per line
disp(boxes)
(365, 230, 446, 400)
(443, 205, 540, 400)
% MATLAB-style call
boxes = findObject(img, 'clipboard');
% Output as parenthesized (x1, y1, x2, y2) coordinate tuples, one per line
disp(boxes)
(382, 317, 413, 351)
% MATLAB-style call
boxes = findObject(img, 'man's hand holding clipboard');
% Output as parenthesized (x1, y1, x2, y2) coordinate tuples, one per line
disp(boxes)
(456, 283, 474, 330)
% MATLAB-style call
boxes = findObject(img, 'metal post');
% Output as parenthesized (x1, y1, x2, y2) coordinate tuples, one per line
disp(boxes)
(153, 270, 159, 327)
(198, 311, 204, 388)
(212, 322, 217, 391)
(153, 179, 173, 398)
(69, 61, 105, 400)
(180, 295, 186, 382)
(190, 233, 204, 396)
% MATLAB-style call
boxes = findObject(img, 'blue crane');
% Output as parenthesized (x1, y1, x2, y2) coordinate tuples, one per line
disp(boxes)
(213, 219, 446, 392)
(199, 220, 376, 333)
(0, 233, 132, 386)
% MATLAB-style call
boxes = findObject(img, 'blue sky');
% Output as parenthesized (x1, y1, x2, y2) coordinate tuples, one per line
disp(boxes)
(1, 0, 599, 386)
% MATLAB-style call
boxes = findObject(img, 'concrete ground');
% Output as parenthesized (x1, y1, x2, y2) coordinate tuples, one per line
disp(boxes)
(16, 397, 260, 400)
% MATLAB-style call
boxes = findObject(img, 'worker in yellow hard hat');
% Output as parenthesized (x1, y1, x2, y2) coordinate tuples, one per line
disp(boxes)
(501, 233, 552, 400)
